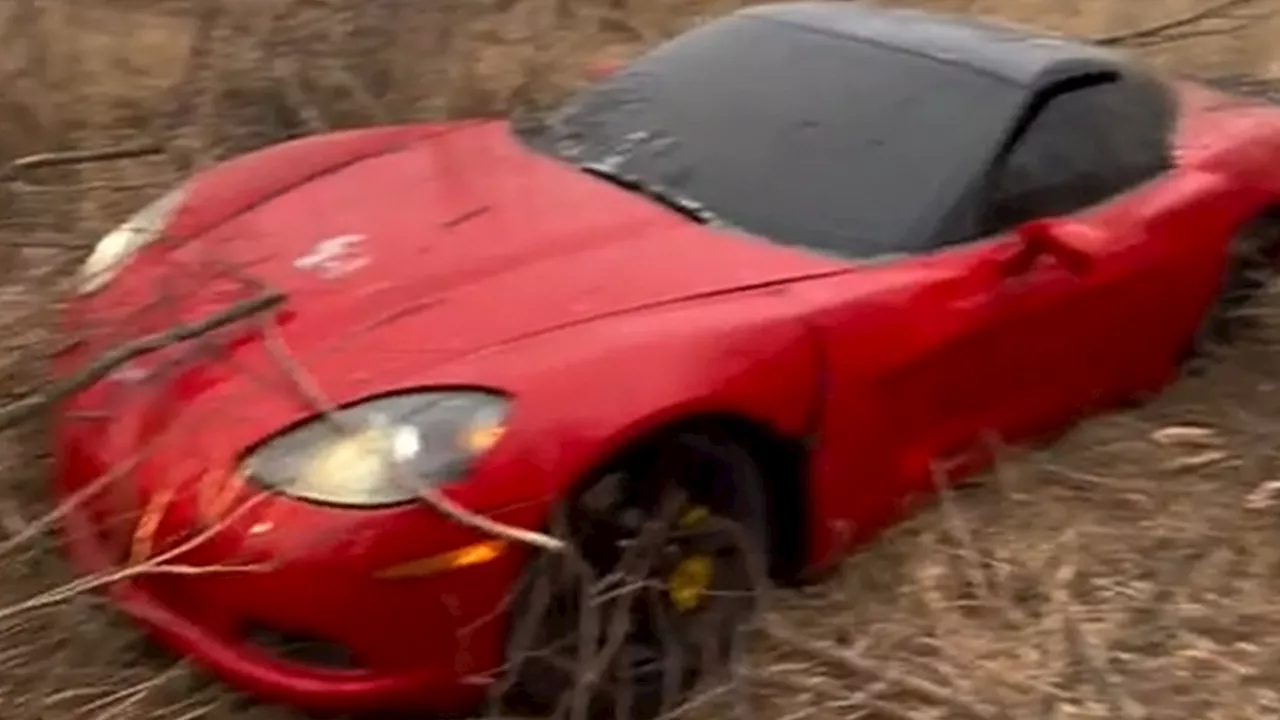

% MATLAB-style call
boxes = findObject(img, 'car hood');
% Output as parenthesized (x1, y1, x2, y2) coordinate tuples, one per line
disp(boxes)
(64, 121, 844, 393)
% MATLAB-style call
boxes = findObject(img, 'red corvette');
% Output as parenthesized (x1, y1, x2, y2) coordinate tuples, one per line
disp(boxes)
(52, 1, 1280, 717)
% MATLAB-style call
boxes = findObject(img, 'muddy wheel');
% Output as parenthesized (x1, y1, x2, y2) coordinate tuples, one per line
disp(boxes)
(500, 430, 768, 720)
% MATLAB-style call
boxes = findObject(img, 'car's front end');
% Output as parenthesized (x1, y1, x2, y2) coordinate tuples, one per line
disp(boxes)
(49, 116, 845, 714)
(56, 399, 539, 712)
(48, 124, 580, 713)
(55, 298, 550, 712)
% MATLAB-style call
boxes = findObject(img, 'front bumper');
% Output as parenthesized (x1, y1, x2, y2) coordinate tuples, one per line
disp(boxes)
(53, 412, 547, 715)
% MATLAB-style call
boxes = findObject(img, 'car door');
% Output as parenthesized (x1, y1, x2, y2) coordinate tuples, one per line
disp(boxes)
(885, 74, 1181, 485)
(803, 73, 1181, 561)
(872, 230, 1119, 496)
(794, 230, 1110, 562)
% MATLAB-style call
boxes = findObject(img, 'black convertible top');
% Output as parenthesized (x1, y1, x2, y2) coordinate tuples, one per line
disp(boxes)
(740, 2, 1125, 86)
(527, 1, 1150, 259)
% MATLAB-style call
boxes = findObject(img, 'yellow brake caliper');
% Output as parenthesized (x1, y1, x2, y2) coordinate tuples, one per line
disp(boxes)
(667, 505, 713, 612)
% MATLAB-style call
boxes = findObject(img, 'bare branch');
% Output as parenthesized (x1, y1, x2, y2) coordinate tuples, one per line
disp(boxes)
(1093, 0, 1264, 45)
(257, 314, 566, 552)
(0, 143, 165, 185)
(0, 290, 284, 433)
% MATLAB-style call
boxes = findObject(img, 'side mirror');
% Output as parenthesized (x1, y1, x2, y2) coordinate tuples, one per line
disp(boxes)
(1005, 219, 1101, 276)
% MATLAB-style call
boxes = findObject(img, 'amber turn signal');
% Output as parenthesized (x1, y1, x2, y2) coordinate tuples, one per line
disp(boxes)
(373, 539, 508, 579)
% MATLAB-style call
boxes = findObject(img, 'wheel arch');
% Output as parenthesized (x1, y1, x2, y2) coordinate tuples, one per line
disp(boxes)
(1187, 200, 1280, 359)
(1253, 202, 1280, 224)
(567, 411, 812, 585)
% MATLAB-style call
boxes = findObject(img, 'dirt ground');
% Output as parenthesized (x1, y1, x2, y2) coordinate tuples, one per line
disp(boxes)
(3, 1, 1280, 719)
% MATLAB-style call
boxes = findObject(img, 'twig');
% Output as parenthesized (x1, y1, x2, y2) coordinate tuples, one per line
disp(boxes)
(0, 494, 270, 624)
(929, 461, 998, 609)
(763, 619, 996, 720)
(564, 487, 687, 718)
(160, 0, 228, 172)
(1120, 21, 1261, 48)
(0, 143, 164, 182)
(1093, 0, 1262, 45)
(0, 432, 154, 556)
(416, 488, 567, 552)
(78, 664, 184, 720)
(256, 314, 566, 552)
(748, 671, 907, 720)
(0, 290, 284, 433)
(1050, 532, 1145, 720)
(480, 510, 587, 715)
(275, 61, 330, 134)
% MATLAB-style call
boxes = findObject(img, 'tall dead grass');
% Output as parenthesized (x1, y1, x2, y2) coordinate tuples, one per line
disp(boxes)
(2, 1, 1280, 719)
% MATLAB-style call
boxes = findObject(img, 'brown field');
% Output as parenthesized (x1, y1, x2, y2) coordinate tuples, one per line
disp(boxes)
(3, 1, 1280, 719)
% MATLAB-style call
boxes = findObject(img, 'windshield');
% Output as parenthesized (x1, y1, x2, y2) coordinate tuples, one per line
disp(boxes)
(523, 14, 1022, 259)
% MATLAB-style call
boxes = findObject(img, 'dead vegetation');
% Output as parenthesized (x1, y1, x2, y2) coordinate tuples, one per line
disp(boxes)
(3, 1, 1280, 719)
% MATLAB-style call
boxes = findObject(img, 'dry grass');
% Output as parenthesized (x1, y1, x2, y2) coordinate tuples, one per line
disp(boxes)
(3, 0, 1280, 719)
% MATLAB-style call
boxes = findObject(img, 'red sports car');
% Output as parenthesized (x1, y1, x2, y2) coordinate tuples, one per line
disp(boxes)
(52, 1, 1280, 717)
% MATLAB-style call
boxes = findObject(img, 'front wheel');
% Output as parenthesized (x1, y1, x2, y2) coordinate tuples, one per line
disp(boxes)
(499, 430, 769, 720)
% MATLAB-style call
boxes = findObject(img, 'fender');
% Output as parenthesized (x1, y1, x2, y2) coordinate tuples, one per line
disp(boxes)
(426, 286, 826, 515)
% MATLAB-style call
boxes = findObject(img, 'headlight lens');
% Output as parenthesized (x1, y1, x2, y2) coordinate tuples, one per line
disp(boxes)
(241, 390, 510, 507)
(78, 185, 188, 295)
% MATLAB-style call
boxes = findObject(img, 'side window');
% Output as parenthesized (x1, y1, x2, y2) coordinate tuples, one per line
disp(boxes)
(982, 73, 1174, 235)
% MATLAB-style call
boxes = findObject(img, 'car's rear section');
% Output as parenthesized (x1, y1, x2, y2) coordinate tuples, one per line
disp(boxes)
(1171, 76, 1280, 180)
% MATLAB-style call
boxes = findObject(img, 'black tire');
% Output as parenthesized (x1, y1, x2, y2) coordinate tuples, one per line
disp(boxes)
(498, 430, 769, 720)
(1185, 210, 1280, 367)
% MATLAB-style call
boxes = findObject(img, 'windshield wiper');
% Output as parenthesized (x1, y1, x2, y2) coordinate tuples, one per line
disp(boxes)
(578, 161, 721, 226)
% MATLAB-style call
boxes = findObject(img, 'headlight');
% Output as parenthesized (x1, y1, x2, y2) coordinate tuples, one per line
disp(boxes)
(78, 185, 188, 295)
(241, 390, 510, 507)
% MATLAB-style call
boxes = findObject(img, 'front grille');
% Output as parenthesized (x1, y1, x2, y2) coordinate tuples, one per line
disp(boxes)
(242, 623, 361, 670)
